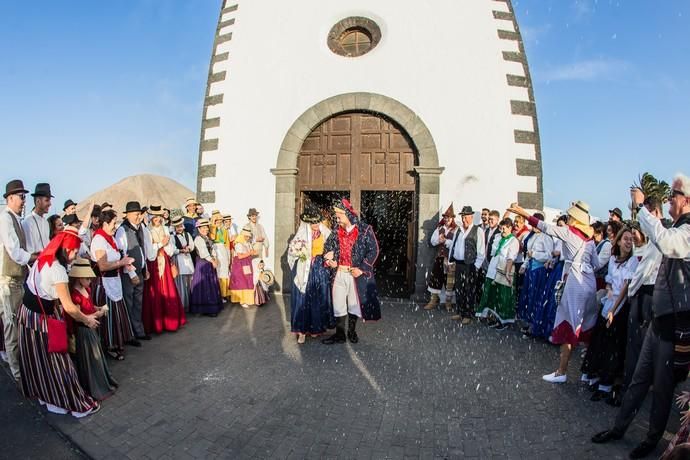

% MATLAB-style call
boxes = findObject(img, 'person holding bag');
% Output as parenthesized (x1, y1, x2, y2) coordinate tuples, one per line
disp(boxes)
(475, 218, 519, 330)
(18, 227, 101, 417)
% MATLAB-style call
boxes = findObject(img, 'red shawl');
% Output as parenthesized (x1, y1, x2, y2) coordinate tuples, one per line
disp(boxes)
(36, 228, 81, 271)
(94, 228, 118, 251)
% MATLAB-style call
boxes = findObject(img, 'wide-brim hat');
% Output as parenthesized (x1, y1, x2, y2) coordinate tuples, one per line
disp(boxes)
(185, 197, 199, 207)
(32, 183, 54, 198)
(69, 258, 96, 279)
(259, 270, 275, 287)
(222, 214, 232, 220)
(459, 206, 474, 216)
(567, 200, 591, 224)
(195, 218, 210, 228)
(300, 205, 322, 224)
(124, 201, 143, 214)
(247, 208, 259, 217)
(170, 216, 184, 227)
(63, 199, 77, 211)
(148, 204, 165, 216)
(3, 179, 29, 198)
(241, 225, 253, 234)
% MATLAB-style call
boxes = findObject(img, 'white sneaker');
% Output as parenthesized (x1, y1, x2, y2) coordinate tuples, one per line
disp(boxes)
(542, 372, 567, 384)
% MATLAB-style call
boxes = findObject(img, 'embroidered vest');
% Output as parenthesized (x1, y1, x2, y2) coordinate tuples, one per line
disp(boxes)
(1, 211, 28, 278)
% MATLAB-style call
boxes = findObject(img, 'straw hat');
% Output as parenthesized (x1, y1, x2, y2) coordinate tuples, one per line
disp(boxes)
(69, 258, 96, 279)
(170, 216, 184, 227)
(566, 200, 591, 225)
(196, 218, 210, 228)
(259, 270, 275, 287)
(148, 204, 165, 216)
(185, 197, 199, 208)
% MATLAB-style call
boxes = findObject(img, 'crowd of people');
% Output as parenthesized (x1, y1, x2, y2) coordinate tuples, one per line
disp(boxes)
(0, 181, 273, 417)
(422, 173, 690, 459)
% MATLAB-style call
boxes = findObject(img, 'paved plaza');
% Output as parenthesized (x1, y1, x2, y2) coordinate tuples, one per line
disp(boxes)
(1, 296, 682, 459)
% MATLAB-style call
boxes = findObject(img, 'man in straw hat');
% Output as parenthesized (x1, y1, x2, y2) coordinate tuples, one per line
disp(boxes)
(593, 173, 690, 459)
(0, 179, 39, 381)
(424, 203, 457, 311)
(322, 198, 381, 345)
(446, 205, 485, 325)
(114, 201, 150, 342)
(245, 208, 270, 260)
(22, 183, 53, 254)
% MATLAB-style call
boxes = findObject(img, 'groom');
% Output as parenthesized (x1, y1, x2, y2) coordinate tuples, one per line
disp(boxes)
(322, 198, 381, 344)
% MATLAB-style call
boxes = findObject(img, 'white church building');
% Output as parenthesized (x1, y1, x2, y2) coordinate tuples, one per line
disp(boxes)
(196, 0, 543, 297)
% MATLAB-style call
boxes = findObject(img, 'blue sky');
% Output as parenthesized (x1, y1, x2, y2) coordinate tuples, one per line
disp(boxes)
(1, 0, 688, 220)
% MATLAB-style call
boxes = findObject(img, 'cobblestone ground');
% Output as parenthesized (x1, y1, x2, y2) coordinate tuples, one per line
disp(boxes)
(42, 297, 680, 459)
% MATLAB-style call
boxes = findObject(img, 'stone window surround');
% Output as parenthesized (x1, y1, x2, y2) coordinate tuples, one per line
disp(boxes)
(271, 93, 443, 296)
(327, 16, 382, 58)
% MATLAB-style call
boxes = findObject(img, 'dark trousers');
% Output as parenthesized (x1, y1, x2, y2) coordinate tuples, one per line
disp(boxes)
(613, 324, 675, 444)
(121, 270, 145, 337)
(624, 286, 654, 389)
(454, 263, 478, 318)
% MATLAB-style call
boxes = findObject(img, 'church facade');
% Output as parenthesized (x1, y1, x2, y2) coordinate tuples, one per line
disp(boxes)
(196, 0, 543, 296)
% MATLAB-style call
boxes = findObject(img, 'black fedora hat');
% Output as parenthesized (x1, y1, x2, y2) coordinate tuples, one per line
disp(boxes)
(123, 201, 143, 213)
(62, 213, 82, 226)
(63, 199, 77, 211)
(247, 208, 259, 217)
(3, 179, 29, 199)
(609, 207, 623, 219)
(32, 183, 54, 198)
(459, 206, 475, 216)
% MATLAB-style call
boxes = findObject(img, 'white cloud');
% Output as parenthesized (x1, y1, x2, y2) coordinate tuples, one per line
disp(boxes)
(541, 58, 629, 82)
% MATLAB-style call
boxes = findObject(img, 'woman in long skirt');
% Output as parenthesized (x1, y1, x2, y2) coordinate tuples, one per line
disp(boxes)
(582, 226, 638, 404)
(476, 218, 520, 329)
(517, 213, 554, 336)
(170, 215, 195, 312)
(143, 206, 186, 334)
(230, 226, 259, 308)
(19, 228, 100, 417)
(90, 210, 136, 361)
(68, 258, 117, 401)
(190, 219, 223, 316)
(210, 211, 231, 300)
(508, 201, 601, 384)
(288, 206, 333, 343)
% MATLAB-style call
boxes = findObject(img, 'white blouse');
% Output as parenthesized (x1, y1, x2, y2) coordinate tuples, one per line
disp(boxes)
(194, 236, 214, 261)
(90, 234, 124, 302)
(486, 234, 520, 280)
(628, 243, 662, 297)
(601, 255, 639, 317)
(27, 261, 68, 301)
(173, 232, 195, 275)
(526, 232, 554, 266)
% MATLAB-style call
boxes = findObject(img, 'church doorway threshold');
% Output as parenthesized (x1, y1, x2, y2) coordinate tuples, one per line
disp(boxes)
(361, 191, 415, 298)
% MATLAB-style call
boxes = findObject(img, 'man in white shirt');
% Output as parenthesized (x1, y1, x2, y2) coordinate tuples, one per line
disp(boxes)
(446, 206, 485, 324)
(21, 183, 52, 254)
(0, 180, 39, 381)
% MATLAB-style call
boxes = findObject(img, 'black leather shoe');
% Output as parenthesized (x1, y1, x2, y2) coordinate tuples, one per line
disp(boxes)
(591, 430, 623, 444)
(347, 331, 359, 343)
(127, 339, 142, 347)
(605, 390, 623, 407)
(629, 440, 657, 459)
(136, 335, 152, 341)
(321, 333, 346, 345)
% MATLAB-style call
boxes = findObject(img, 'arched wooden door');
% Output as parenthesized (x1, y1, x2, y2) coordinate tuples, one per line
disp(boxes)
(296, 112, 418, 297)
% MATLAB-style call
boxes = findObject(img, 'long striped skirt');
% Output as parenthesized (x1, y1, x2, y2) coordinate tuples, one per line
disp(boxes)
(18, 306, 96, 414)
(100, 296, 134, 352)
(174, 274, 193, 312)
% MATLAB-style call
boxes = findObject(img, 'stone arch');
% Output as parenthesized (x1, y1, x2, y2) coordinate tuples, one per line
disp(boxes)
(271, 92, 444, 296)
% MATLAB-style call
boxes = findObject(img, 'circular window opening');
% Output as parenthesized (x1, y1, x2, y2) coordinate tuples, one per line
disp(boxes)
(328, 17, 381, 58)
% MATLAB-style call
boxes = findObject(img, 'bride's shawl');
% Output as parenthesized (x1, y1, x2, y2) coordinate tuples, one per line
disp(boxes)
(288, 222, 331, 293)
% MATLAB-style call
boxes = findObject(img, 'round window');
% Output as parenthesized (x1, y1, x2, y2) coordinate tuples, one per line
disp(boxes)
(328, 17, 381, 58)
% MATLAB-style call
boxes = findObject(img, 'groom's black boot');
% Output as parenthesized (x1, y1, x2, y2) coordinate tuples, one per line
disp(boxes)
(347, 313, 359, 344)
(322, 316, 346, 344)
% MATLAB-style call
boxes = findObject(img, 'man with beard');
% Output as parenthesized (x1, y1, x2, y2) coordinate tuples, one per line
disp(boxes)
(22, 183, 53, 254)
(322, 199, 381, 344)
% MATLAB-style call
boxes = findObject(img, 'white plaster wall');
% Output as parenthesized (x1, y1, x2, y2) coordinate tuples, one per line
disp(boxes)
(205, 0, 537, 265)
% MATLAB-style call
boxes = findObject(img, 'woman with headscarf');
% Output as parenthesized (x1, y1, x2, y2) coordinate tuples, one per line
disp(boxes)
(230, 226, 259, 308)
(517, 213, 554, 336)
(143, 205, 186, 334)
(288, 205, 333, 344)
(210, 210, 231, 301)
(507, 201, 601, 384)
(90, 209, 136, 361)
(476, 218, 520, 329)
(18, 228, 101, 417)
(190, 219, 223, 316)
